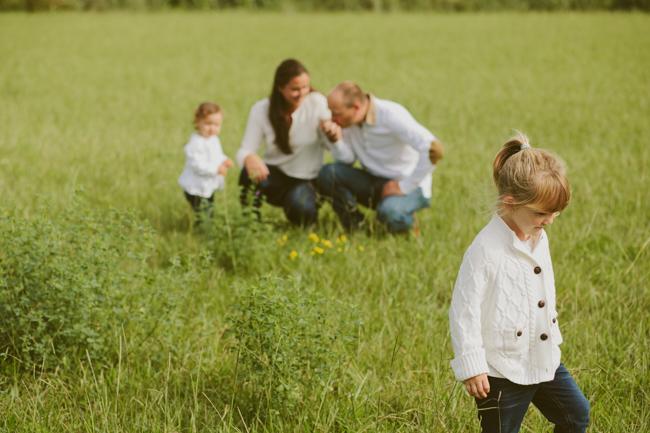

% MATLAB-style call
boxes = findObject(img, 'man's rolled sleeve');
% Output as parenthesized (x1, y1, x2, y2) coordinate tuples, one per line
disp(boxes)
(385, 106, 436, 192)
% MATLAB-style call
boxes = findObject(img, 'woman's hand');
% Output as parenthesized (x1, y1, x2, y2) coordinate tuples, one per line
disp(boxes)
(320, 119, 342, 143)
(218, 159, 233, 176)
(244, 154, 270, 183)
(464, 374, 490, 399)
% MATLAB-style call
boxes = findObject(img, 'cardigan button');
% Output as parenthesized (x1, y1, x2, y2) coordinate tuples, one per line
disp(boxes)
(540, 333, 548, 341)
(552, 318, 557, 324)
(516, 330, 523, 337)
(534, 266, 542, 274)
(538, 300, 546, 308)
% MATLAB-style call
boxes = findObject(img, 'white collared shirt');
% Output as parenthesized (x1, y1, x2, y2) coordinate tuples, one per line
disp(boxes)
(237, 92, 345, 180)
(178, 133, 229, 198)
(449, 215, 563, 385)
(331, 96, 437, 198)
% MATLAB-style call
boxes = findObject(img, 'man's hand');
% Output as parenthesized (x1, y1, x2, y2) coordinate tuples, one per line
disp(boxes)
(218, 159, 233, 176)
(320, 119, 342, 143)
(464, 374, 490, 399)
(244, 154, 270, 183)
(381, 180, 403, 198)
(429, 139, 445, 164)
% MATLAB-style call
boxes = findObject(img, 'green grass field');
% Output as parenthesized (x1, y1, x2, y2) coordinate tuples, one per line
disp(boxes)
(1, 11, 649, 433)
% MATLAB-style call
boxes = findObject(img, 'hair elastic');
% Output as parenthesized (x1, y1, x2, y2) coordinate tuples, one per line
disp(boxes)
(520, 142, 531, 150)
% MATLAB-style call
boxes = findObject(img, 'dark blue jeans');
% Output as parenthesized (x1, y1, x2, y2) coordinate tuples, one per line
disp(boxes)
(239, 165, 318, 226)
(475, 364, 590, 433)
(184, 191, 214, 225)
(317, 162, 430, 233)
(184, 191, 214, 214)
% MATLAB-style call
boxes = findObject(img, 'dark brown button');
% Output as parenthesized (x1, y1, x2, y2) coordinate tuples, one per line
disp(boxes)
(538, 300, 546, 308)
(516, 330, 523, 337)
(552, 318, 557, 324)
(540, 333, 548, 341)
(534, 266, 542, 274)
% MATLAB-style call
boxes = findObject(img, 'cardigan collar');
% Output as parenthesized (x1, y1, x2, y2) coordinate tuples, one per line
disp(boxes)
(488, 214, 547, 260)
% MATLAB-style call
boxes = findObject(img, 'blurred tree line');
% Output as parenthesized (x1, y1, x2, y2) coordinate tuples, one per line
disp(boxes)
(0, 0, 650, 11)
(1, 0, 648, 11)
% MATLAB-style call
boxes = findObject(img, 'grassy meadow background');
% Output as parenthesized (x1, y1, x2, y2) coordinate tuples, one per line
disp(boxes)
(1, 11, 649, 432)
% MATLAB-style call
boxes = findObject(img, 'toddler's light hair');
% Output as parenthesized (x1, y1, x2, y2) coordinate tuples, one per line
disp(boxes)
(492, 132, 570, 213)
(193, 102, 222, 127)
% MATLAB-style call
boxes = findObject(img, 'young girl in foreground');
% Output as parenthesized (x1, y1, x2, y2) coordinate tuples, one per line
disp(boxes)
(178, 102, 233, 220)
(449, 133, 590, 433)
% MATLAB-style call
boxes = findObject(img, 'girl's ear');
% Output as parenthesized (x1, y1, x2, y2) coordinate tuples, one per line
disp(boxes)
(501, 195, 516, 207)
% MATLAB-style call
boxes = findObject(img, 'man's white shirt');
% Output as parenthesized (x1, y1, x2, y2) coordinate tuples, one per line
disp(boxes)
(331, 95, 437, 198)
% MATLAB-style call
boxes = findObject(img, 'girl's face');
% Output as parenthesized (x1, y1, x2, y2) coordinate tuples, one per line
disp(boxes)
(279, 73, 310, 110)
(196, 112, 223, 138)
(502, 202, 560, 241)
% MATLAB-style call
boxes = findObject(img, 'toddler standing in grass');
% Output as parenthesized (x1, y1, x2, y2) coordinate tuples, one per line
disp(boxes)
(178, 102, 233, 221)
(448, 133, 590, 433)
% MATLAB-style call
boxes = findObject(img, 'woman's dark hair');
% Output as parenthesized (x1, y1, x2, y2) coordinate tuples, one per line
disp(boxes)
(269, 59, 309, 155)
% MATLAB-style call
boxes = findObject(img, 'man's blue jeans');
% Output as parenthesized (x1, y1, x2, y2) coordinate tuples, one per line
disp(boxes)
(317, 162, 430, 233)
(475, 364, 590, 433)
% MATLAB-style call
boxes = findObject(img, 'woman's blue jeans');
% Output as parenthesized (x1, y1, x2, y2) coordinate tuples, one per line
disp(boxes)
(239, 165, 318, 227)
(317, 162, 430, 233)
(475, 364, 590, 433)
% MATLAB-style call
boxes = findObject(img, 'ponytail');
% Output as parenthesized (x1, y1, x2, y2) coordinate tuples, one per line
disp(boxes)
(492, 131, 530, 186)
(493, 132, 570, 212)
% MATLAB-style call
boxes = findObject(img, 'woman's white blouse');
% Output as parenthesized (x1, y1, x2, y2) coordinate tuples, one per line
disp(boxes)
(236, 92, 334, 180)
(449, 215, 563, 385)
(178, 133, 228, 198)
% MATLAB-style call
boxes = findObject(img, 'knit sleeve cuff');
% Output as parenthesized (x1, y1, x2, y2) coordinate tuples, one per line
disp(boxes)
(450, 349, 489, 382)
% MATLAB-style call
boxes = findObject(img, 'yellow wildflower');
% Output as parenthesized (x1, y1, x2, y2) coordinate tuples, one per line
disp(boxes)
(321, 239, 333, 248)
(277, 234, 288, 246)
(308, 232, 320, 243)
(289, 250, 298, 260)
(357, 245, 365, 252)
(312, 246, 325, 255)
(336, 234, 348, 244)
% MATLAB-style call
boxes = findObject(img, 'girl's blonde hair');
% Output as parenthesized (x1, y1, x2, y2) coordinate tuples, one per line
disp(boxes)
(193, 102, 221, 126)
(492, 132, 570, 213)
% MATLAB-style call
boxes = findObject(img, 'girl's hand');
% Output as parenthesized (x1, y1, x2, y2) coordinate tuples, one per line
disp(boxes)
(244, 154, 270, 183)
(218, 159, 233, 176)
(464, 374, 490, 399)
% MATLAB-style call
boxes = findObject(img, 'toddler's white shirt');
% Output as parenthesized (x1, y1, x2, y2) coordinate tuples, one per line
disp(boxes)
(178, 133, 228, 198)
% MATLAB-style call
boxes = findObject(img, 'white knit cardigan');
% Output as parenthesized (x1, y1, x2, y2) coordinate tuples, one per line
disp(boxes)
(449, 215, 563, 385)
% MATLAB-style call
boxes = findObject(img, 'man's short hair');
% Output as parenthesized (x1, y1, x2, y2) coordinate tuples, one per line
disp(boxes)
(334, 81, 365, 107)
